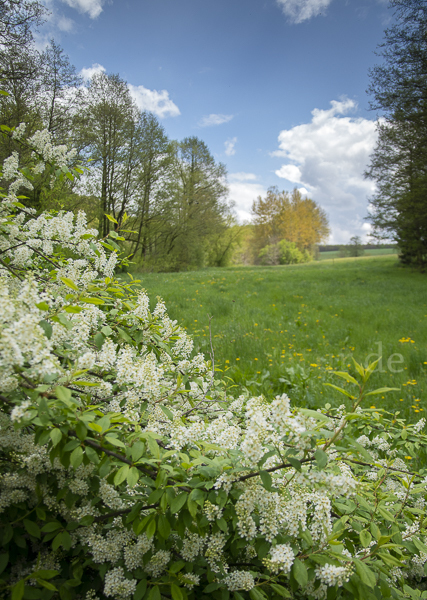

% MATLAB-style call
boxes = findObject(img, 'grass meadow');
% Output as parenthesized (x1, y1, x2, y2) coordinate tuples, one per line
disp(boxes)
(129, 255, 427, 423)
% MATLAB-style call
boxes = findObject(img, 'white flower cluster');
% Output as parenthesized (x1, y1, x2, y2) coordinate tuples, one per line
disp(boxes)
(263, 544, 294, 574)
(104, 567, 136, 600)
(315, 563, 352, 587)
(223, 570, 255, 591)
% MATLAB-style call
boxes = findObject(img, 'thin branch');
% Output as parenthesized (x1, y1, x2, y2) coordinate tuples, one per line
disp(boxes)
(237, 456, 315, 483)
(93, 503, 159, 522)
(0, 257, 23, 280)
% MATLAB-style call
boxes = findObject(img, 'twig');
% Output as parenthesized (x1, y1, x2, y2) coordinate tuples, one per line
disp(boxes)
(0, 257, 23, 280)
(93, 503, 159, 522)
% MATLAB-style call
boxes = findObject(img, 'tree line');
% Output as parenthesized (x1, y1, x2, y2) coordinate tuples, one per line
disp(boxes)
(366, 0, 427, 270)
(0, 0, 330, 272)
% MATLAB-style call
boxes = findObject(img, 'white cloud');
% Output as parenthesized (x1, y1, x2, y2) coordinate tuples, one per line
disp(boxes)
(277, 0, 333, 23)
(57, 15, 74, 31)
(78, 67, 180, 119)
(79, 63, 106, 82)
(61, 0, 105, 19)
(128, 84, 180, 118)
(225, 137, 237, 156)
(274, 98, 378, 242)
(198, 114, 233, 127)
(228, 173, 267, 222)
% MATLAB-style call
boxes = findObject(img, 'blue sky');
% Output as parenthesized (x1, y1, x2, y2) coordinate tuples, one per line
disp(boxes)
(38, 0, 393, 243)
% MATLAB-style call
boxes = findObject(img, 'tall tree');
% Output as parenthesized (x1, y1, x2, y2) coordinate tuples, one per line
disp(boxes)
(365, 0, 427, 268)
(76, 72, 139, 237)
(251, 187, 329, 262)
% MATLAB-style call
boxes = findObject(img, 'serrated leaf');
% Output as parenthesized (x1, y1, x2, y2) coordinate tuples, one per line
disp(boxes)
(12, 579, 24, 600)
(315, 449, 328, 469)
(105, 213, 118, 224)
(131, 441, 145, 462)
(158, 514, 171, 539)
(105, 435, 125, 448)
(41, 521, 62, 533)
(24, 519, 41, 539)
(133, 579, 147, 600)
(147, 436, 160, 459)
(159, 405, 174, 421)
(146, 518, 156, 540)
(170, 492, 187, 514)
(60, 277, 78, 291)
(260, 470, 273, 490)
(80, 296, 105, 305)
(287, 457, 301, 471)
(55, 386, 72, 403)
(70, 446, 83, 469)
(354, 558, 376, 588)
(50, 428, 62, 447)
(270, 584, 291, 598)
(292, 558, 307, 587)
(94, 332, 105, 350)
(171, 584, 183, 600)
(360, 530, 372, 548)
(36, 301, 49, 311)
(127, 467, 140, 488)
(114, 465, 130, 486)
(39, 320, 52, 339)
(64, 305, 82, 313)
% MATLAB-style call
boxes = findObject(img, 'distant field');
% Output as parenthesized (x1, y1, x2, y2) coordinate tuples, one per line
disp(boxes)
(318, 248, 398, 260)
(130, 255, 427, 422)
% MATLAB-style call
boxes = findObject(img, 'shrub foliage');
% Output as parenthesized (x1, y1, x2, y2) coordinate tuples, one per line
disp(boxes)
(1, 127, 427, 600)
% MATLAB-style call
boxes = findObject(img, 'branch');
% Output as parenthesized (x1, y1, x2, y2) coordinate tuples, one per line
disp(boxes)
(93, 503, 159, 522)
(237, 456, 315, 483)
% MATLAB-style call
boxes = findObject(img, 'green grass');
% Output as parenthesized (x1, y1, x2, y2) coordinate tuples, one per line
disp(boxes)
(129, 255, 427, 421)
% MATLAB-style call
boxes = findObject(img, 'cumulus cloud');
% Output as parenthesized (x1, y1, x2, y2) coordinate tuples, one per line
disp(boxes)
(198, 114, 233, 127)
(273, 98, 378, 243)
(225, 137, 237, 156)
(228, 173, 267, 222)
(128, 84, 180, 119)
(277, 0, 333, 23)
(61, 0, 105, 19)
(79, 63, 106, 81)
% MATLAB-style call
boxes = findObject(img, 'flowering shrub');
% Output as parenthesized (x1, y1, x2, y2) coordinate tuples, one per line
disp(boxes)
(1, 128, 427, 600)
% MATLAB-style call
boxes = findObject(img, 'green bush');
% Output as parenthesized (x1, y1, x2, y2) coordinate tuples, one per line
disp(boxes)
(1, 126, 427, 600)
(259, 241, 312, 265)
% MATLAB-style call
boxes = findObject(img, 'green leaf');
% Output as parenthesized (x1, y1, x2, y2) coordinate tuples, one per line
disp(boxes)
(75, 421, 87, 441)
(146, 518, 156, 540)
(117, 327, 132, 343)
(127, 467, 140, 488)
(354, 558, 376, 589)
(159, 405, 174, 421)
(146, 436, 160, 459)
(249, 589, 265, 600)
(12, 579, 25, 600)
(105, 435, 125, 448)
(217, 517, 228, 532)
(41, 521, 62, 533)
(158, 514, 171, 539)
(287, 457, 301, 471)
(292, 558, 308, 587)
(39, 320, 52, 339)
(260, 470, 273, 490)
(270, 584, 291, 598)
(0, 552, 9, 574)
(94, 332, 105, 349)
(85, 446, 99, 464)
(413, 537, 427, 554)
(105, 213, 118, 224)
(60, 277, 79, 291)
(315, 449, 328, 469)
(332, 371, 359, 386)
(36, 301, 49, 311)
(360, 530, 372, 548)
(70, 446, 83, 469)
(323, 382, 355, 399)
(24, 519, 41, 539)
(170, 492, 188, 514)
(171, 584, 183, 600)
(80, 296, 105, 305)
(299, 408, 331, 422)
(35, 579, 57, 591)
(114, 465, 130, 486)
(133, 580, 147, 600)
(55, 386, 72, 404)
(64, 304, 83, 313)
(50, 428, 62, 447)
(131, 441, 145, 462)
(365, 387, 400, 396)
